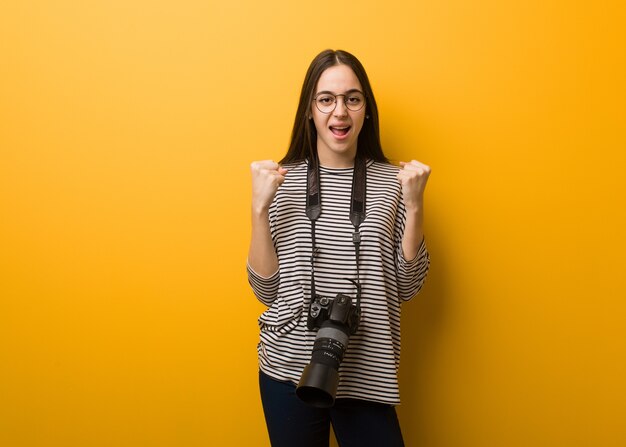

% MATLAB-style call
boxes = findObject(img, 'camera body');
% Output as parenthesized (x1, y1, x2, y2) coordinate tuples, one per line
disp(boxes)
(307, 293, 360, 335)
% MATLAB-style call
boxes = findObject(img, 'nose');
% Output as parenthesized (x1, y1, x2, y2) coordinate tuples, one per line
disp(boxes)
(333, 96, 348, 117)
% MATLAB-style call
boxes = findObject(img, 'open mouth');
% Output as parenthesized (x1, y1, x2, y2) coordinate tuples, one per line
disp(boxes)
(330, 126, 351, 137)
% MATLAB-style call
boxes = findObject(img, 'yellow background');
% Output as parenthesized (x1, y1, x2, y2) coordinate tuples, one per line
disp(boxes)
(1, 1, 625, 446)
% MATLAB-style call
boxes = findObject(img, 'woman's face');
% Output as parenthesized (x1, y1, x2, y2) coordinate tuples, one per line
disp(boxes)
(311, 64, 366, 168)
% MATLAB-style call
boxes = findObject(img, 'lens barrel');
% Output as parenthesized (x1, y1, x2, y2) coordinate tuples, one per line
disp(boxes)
(296, 321, 350, 408)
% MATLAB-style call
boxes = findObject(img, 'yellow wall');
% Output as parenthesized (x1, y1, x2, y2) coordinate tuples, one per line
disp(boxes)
(1, 1, 625, 446)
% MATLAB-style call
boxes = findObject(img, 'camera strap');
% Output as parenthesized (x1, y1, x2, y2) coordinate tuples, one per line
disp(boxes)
(306, 155, 366, 315)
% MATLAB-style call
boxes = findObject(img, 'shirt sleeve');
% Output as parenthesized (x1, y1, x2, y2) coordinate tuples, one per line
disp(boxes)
(396, 237, 430, 301)
(393, 200, 430, 301)
(247, 197, 280, 306)
(247, 262, 280, 306)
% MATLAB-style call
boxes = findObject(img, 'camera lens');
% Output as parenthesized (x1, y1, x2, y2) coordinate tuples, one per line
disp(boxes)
(296, 320, 350, 408)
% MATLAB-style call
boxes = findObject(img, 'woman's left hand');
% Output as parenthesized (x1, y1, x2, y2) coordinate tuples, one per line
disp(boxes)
(397, 160, 431, 211)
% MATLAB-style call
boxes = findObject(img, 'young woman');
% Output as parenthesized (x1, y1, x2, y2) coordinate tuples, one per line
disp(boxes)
(247, 49, 431, 447)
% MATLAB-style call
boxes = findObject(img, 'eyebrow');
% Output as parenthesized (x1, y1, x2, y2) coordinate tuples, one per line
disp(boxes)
(315, 89, 364, 95)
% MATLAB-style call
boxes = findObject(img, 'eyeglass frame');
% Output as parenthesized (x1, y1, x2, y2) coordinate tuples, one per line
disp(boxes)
(312, 89, 367, 114)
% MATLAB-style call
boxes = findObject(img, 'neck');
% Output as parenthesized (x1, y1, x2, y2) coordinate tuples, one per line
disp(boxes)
(316, 150, 356, 169)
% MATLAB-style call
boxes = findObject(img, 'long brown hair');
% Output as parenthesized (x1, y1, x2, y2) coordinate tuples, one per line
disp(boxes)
(279, 49, 388, 164)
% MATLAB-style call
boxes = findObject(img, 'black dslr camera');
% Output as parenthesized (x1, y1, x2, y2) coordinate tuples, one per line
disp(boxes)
(296, 280, 361, 408)
(307, 292, 360, 335)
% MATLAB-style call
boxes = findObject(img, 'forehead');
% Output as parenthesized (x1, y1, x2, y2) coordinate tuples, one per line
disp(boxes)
(315, 64, 362, 93)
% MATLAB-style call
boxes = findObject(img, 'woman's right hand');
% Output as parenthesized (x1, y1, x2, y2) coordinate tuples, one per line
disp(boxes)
(250, 160, 288, 214)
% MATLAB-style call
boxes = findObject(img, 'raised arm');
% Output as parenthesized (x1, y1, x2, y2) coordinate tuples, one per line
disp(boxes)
(248, 160, 288, 277)
(397, 160, 431, 260)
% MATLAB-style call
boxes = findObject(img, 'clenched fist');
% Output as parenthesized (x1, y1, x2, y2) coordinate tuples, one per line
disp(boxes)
(251, 160, 288, 214)
(397, 160, 431, 211)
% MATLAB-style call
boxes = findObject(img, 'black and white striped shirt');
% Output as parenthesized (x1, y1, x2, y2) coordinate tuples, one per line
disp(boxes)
(248, 159, 429, 405)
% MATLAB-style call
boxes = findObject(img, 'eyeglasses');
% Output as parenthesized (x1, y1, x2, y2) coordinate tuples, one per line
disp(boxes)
(313, 91, 366, 114)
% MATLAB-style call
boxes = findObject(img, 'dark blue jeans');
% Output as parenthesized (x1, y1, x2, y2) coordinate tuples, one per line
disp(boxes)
(259, 370, 405, 447)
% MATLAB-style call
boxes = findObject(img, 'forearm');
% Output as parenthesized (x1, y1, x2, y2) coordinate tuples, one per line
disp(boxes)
(397, 159, 430, 261)
(248, 160, 288, 277)
(401, 206, 424, 261)
(248, 209, 279, 277)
